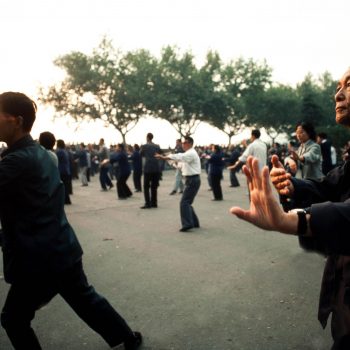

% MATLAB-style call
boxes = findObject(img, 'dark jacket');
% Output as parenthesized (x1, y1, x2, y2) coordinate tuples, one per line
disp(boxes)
(0, 136, 83, 283)
(284, 161, 350, 341)
(130, 150, 142, 173)
(110, 151, 131, 178)
(208, 152, 225, 177)
(140, 142, 161, 174)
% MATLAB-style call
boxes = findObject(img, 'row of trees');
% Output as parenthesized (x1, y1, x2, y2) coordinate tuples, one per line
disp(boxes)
(39, 37, 350, 148)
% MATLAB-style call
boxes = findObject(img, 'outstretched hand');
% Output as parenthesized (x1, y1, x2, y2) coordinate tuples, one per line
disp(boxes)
(230, 156, 296, 234)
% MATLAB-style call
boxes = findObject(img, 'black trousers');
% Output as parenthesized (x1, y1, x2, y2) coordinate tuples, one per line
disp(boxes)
(180, 175, 201, 228)
(0, 260, 134, 349)
(117, 174, 132, 199)
(143, 172, 160, 206)
(229, 169, 240, 187)
(133, 170, 142, 191)
(210, 174, 223, 200)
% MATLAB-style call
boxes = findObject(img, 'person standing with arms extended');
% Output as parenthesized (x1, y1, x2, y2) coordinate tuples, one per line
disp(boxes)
(156, 136, 201, 232)
(0, 92, 142, 350)
(230, 68, 350, 349)
(140, 133, 161, 209)
(290, 121, 323, 180)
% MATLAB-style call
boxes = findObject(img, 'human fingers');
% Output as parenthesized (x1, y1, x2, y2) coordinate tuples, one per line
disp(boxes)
(271, 155, 284, 169)
(251, 157, 263, 191)
(242, 165, 254, 193)
(230, 206, 252, 222)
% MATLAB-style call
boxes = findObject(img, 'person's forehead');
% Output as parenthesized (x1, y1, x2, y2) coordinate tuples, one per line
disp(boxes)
(339, 70, 350, 83)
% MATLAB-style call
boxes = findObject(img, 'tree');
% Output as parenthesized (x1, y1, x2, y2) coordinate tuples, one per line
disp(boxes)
(39, 38, 156, 144)
(207, 57, 272, 145)
(247, 85, 300, 143)
(151, 46, 206, 137)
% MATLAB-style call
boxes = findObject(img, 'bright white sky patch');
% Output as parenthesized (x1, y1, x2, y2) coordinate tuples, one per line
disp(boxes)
(0, 0, 347, 146)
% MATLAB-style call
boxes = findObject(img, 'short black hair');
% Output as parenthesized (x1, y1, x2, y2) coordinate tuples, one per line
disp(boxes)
(184, 136, 194, 145)
(296, 121, 317, 141)
(147, 133, 153, 141)
(318, 132, 327, 139)
(0, 92, 37, 132)
(251, 129, 261, 139)
(39, 131, 56, 150)
(56, 139, 66, 149)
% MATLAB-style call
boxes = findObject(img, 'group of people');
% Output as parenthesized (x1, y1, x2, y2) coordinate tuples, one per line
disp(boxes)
(1, 67, 350, 349)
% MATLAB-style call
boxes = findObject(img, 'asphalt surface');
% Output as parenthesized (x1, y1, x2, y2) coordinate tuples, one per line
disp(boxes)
(0, 170, 332, 350)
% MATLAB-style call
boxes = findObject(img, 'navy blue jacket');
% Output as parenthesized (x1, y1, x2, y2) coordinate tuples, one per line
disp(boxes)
(0, 136, 83, 283)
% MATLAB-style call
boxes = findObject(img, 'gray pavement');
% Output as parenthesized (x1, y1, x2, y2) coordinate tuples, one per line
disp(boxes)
(0, 170, 332, 350)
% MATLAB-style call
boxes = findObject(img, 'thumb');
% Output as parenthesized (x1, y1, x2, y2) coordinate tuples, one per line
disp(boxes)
(271, 155, 283, 169)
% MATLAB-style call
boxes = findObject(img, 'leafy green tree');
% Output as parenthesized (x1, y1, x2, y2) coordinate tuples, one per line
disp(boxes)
(39, 38, 156, 144)
(207, 57, 272, 145)
(247, 85, 300, 143)
(150, 46, 208, 137)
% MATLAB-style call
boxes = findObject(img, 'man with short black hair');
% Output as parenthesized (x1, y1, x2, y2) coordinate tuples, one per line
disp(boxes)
(228, 129, 267, 172)
(0, 92, 142, 350)
(156, 136, 201, 232)
(140, 132, 161, 208)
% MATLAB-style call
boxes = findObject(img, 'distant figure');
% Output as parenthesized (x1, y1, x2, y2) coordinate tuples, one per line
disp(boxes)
(227, 129, 267, 172)
(227, 144, 241, 187)
(290, 122, 323, 180)
(317, 132, 333, 175)
(140, 133, 161, 209)
(169, 139, 184, 195)
(155, 136, 201, 232)
(0, 92, 142, 350)
(56, 139, 72, 205)
(108, 143, 132, 200)
(98, 138, 113, 191)
(75, 142, 89, 186)
(38, 131, 58, 167)
(129, 144, 142, 192)
(207, 145, 225, 201)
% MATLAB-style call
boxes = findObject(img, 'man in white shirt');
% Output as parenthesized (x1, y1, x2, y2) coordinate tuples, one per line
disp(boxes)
(228, 129, 267, 172)
(155, 136, 201, 232)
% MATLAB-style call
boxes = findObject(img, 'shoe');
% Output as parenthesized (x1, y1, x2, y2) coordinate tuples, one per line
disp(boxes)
(108, 184, 114, 190)
(124, 331, 143, 350)
(179, 191, 183, 194)
(212, 198, 223, 201)
(135, 189, 141, 192)
(194, 224, 200, 228)
(100, 188, 108, 192)
(151, 204, 157, 208)
(140, 204, 151, 209)
(179, 226, 193, 232)
(169, 190, 176, 195)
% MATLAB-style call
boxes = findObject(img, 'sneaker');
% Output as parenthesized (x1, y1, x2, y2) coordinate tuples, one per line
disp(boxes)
(169, 190, 176, 195)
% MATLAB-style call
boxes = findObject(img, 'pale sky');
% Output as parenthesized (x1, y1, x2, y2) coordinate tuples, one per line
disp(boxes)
(0, 0, 348, 146)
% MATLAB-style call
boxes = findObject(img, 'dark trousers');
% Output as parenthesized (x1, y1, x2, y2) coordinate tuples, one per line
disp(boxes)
(143, 172, 160, 206)
(133, 170, 142, 191)
(210, 174, 223, 200)
(117, 174, 132, 199)
(0, 261, 134, 349)
(180, 175, 201, 228)
(229, 169, 240, 187)
(60, 174, 71, 204)
(99, 166, 113, 190)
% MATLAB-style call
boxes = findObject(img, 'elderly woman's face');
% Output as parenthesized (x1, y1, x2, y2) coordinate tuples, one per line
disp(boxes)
(335, 70, 350, 127)
(296, 126, 309, 143)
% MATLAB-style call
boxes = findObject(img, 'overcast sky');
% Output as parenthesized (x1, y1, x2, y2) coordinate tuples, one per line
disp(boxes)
(0, 0, 348, 145)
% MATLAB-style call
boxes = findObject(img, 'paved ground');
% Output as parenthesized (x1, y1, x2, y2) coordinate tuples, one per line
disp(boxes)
(0, 170, 332, 350)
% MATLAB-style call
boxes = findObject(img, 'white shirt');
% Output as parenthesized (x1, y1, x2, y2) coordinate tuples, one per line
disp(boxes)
(168, 147, 201, 176)
(239, 138, 267, 170)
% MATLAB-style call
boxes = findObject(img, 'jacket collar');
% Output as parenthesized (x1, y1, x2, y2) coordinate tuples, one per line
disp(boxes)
(2, 135, 35, 158)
